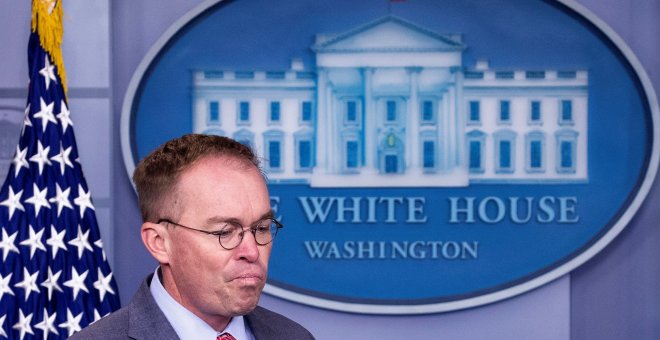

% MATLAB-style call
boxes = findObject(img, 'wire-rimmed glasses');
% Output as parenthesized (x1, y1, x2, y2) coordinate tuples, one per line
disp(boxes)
(157, 218, 282, 250)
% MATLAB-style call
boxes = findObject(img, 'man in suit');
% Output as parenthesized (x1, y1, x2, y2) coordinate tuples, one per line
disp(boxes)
(73, 134, 314, 339)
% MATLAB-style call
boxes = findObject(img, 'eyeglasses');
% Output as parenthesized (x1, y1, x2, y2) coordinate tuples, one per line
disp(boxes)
(157, 218, 282, 250)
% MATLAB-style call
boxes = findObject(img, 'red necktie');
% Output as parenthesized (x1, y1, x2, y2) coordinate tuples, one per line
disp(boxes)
(217, 332, 236, 340)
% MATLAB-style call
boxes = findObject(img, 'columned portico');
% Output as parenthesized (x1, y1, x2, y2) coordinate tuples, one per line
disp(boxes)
(311, 15, 466, 186)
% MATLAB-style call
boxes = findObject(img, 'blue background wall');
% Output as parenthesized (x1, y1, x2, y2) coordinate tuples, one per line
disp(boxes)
(0, 1, 658, 339)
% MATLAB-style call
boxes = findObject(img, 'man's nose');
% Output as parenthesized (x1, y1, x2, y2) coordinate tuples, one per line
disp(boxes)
(234, 230, 260, 261)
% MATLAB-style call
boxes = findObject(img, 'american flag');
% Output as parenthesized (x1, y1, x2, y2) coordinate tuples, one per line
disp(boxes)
(0, 1, 120, 339)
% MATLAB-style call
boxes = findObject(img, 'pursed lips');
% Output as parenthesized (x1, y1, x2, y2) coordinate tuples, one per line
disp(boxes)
(231, 272, 264, 285)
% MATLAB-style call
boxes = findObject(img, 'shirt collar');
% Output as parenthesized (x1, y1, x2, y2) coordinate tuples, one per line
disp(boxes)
(149, 267, 253, 340)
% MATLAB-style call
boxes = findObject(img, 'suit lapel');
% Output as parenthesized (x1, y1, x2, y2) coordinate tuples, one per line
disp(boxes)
(244, 306, 269, 339)
(127, 274, 180, 340)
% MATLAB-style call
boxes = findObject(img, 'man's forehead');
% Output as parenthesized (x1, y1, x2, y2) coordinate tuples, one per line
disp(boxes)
(172, 156, 270, 224)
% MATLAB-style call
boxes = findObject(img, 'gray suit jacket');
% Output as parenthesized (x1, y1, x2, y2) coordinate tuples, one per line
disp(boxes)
(71, 274, 314, 340)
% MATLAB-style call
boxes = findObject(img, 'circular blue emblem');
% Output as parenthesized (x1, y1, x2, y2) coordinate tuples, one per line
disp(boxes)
(121, 0, 659, 314)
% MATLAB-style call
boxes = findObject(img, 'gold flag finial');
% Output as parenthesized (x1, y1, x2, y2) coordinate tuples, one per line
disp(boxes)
(31, 0, 67, 95)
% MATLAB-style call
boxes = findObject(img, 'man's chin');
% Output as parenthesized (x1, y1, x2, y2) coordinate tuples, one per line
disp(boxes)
(225, 282, 264, 314)
(231, 298, 259, 315)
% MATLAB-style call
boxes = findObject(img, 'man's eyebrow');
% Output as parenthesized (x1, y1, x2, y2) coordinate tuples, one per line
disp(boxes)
(204, 210, 275, 225)
(204, 216, 235, 225)
(259, 210, 275, 221)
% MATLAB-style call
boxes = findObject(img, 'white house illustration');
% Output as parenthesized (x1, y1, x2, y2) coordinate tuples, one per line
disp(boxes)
(191, 16, 588, 187)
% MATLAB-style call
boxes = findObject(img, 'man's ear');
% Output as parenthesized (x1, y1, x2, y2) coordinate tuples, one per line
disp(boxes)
(141, 222, 170, 264)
